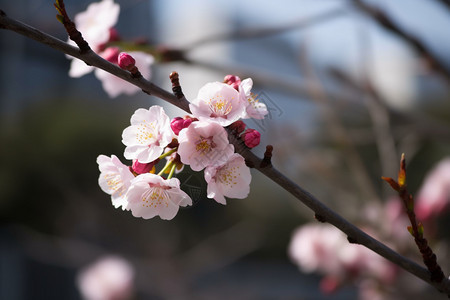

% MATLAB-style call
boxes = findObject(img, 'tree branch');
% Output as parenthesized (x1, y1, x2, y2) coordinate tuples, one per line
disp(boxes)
(1, 10, 449, 295)
(353, 0, 450, 83)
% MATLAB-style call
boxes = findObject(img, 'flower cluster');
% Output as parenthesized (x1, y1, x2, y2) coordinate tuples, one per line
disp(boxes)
(97, 75, 267, 220)
(68, 0, 154, 97)
(288, 223, 397, 298)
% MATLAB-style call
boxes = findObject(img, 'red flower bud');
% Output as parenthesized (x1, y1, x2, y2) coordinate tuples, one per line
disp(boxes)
(224, 74, 241, 91)
(132, 159, 159, 175)
(170, 117, 193, 135)
(118, 52, 136, 71)
(242, 128, 261, 148)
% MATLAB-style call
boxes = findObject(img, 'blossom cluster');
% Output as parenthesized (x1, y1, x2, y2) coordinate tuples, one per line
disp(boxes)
(68, 0, 154, 97)
(97, 75, 268, 220)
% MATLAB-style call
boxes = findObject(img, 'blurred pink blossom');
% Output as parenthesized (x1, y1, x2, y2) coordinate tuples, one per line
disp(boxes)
(77, 256, 134, 300)
(288, 224, 396, 294)
(416, 158, 450, 221)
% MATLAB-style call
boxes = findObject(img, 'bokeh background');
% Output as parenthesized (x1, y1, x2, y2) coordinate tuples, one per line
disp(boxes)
(1, 0, 450, 299)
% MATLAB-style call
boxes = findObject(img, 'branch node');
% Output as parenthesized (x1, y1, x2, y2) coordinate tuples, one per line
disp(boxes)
(169, 71, 185, 99)
(347, 236, 358, 244)
(54, 0, 91, 53)
(314, 213, 326, 223)
(260, 145, 273, 168)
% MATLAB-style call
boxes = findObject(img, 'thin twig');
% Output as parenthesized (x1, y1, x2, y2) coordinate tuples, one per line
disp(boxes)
(356, 16, 398, 183)
(298, 45, 380, 203)
(184, 7, 346, 49)
(382, 154, 445, 282)
(1, 10, 450, 295)
(353, 0, 450, 83)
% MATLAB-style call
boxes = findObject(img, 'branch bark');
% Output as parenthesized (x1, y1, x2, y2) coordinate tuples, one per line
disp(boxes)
(1, 10, 449, 295)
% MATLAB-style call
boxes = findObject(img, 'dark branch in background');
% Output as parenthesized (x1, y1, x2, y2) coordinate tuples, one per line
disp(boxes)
(1, 7, 450, 296)
(382, 154, 445, 282)
(353, 0, 450, 83)
(435, 0, 450, 11)
(185, 7, 346, 49)
(329, 68, 450, 140)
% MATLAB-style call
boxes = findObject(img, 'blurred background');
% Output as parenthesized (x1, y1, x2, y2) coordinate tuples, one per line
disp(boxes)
(1, 0, 450, 299)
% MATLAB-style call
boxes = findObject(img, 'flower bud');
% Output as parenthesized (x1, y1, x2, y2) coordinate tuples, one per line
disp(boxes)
(242, 128, 261, 148)
(118, 52, 136, 71)
(132, 159, 159, 175)
(228, 120, 246, 134)
(170, 117, 193, 135)
(102, 47, 120, 64)
(223, 74, 241, 91)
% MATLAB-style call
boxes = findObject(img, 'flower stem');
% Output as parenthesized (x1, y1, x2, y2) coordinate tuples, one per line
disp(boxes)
(157, 160, 173, 176)
(158, 148, 177, 160)
(167, 163, 177, 179)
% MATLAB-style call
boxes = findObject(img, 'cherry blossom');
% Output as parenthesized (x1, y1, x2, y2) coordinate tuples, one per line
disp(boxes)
(77, 255, 134, 300)
(204, 153, 251, 204)
(97, 154, 134, 210)
(238, 78, 268, 120)
(125, 173, 192, 220)
(68, 0, 120, 78)
(177, 121, 234, 171)
(94, 51, 154, 98)
(288, 223, 396, 292)
(416, 158, 450, 220)
(122, 106, 174, 163)
(67, 0, 154, 97)
(189, 82, 246, 126)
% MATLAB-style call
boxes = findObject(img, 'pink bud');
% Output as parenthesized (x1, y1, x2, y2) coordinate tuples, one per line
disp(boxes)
(170, 117, 193, 135)
(132, 159, 159, 174)
(118, 52, 136, 70)
(101, 47, 120, 64)
(242, 129, 260, 148)
(224, 75, 241, 91)
(228, 120, 246, 134)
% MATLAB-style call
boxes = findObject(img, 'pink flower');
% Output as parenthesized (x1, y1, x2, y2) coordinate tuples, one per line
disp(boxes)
(177, 121, 234, 171)
(68, 0, 120, 78)
(204, 153, 251, 204)
(238, 78, 268, 120)
(189, 82, 247, 126)
(97, 155, 134, 210)
(67, 0, 154, 97)
(288, 224, 396, 284)
(125, 173, 192, 220)
(94, 51, 154, 98)
(416, 158, 450, 220)
(242, 128, 261, 148)
(77, 255, 134, 300)
(122, 106, 174, 163)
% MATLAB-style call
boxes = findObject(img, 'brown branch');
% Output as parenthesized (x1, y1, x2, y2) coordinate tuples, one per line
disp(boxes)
(1, 9, 450, 295)
(382, 154, 445, 283)
(353, 0, 450, 83)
